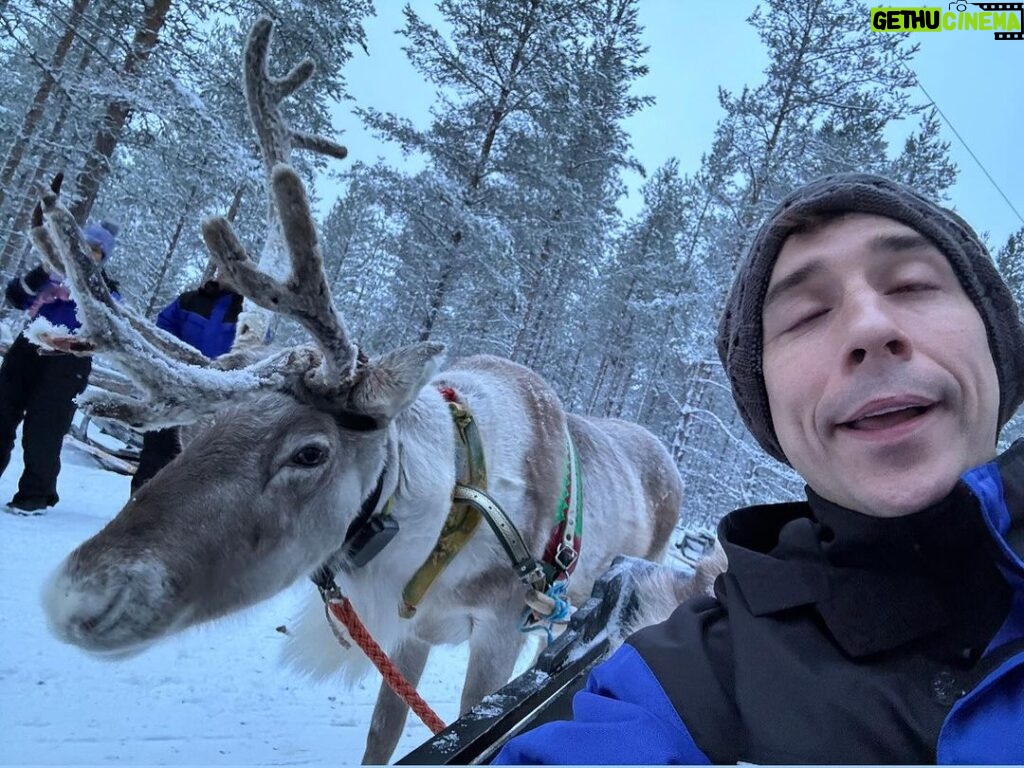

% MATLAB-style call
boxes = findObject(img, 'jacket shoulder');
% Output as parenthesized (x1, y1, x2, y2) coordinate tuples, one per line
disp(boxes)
(494, 643, 711, 765)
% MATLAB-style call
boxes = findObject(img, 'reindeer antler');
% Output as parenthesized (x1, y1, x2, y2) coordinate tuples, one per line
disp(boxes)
(30, 192, 316, 429)
(201, 17, 357, 392)
(33, 188, 213, 370)
(202, 164, 357, 392)
(28, 172, 65, 274)
(30, 17, 357, 427)
(243, 17, 348, 169)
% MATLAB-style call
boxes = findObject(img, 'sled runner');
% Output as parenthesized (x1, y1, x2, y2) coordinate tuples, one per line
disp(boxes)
(65, 413, 140, 475)
(64, 433, 137, 476)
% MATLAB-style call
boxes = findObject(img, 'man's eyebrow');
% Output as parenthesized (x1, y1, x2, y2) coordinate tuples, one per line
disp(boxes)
(764, 261, 824, 311)
(869, 232, 933, 253)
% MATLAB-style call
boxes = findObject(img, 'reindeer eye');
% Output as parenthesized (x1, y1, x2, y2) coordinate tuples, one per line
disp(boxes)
(291, 445, 327, 467)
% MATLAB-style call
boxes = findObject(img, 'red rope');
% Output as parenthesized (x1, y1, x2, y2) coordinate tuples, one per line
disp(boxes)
(327, 597, 447, 735)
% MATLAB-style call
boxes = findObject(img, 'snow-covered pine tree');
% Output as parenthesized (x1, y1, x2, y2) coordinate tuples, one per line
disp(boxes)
(0, 0, 90, 210)
(501, 0, 650, 387)
(666, 0, 947, 527)
(0, 0, 109, 275)
(356, 0, 647, 364)
(580, 160, 692, 422)
(887, 107, 957, 199)
(996, 227, 1024, 447)
(316, 160, 405, 353)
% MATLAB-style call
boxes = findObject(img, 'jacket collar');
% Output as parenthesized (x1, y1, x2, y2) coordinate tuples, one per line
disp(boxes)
(719, 478, 1008, 658)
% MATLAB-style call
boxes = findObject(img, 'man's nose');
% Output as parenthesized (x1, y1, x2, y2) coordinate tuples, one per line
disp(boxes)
(840, 292, 912, 367)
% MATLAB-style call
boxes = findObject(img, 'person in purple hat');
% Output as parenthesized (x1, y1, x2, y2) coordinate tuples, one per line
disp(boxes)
(1, 216, 121, 513)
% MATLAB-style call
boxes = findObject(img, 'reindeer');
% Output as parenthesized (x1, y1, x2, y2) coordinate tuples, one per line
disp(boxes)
(36, 19, 683, 764)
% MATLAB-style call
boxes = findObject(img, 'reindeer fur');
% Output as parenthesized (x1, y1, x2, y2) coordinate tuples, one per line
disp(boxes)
(611, 543, 727, 651)
(44, 353, 681, 763)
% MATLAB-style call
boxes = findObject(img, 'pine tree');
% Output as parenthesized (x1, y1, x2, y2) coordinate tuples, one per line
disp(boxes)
(0, 0, 90, 209)
(582, 160, 691, 421)
(0, 1, 373, 319)
(887, 107, 957, 199)
(317, 161, 405, 351)
(995, 228, 1024, 448)
(996, 227, 1024, 317)
(504, 0, 650, 385)
(67, 0, 173, 224)
(357, 0, 648, 360)
(666, 0, 947, 525)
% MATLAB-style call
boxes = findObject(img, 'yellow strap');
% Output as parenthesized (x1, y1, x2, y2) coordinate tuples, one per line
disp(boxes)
(400, 400, 487, 618)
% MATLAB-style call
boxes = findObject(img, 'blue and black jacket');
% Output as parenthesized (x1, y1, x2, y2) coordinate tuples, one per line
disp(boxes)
(5, 265, 120, 331)
(496, 440, 1024, 764)
(156, 281, 242, 358)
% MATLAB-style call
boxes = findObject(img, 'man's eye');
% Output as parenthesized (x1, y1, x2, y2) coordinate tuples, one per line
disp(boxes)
(787, 308, 829, 332)
(291, 446, 327, 467)
(890, 282, 936, 294)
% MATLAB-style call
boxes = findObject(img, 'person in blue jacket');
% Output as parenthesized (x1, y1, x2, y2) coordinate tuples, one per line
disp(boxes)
(496, 174, 1024, 764)
(1, 219, 121, 514)
(129, 274, 242, 493)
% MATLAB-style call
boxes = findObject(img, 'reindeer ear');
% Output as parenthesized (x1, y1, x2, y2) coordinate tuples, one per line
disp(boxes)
(348, 342, 445, 421)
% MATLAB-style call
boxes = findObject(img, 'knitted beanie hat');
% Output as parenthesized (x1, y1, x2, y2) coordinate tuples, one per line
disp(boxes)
(716, 172, 1024, 464)
(82, 220, 119, 260)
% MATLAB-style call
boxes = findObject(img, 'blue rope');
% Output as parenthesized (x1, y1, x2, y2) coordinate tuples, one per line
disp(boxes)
(519, 581, 572, 644)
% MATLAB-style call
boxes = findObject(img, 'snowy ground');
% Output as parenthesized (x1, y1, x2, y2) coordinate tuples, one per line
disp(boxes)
(0, 432, 532, 767)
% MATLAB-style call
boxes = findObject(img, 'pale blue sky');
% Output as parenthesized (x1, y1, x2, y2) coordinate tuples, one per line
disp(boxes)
(325, 1, 1023, 251)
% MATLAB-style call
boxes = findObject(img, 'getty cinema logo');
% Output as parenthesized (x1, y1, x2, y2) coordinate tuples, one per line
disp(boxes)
(871, 3, 1023, 38)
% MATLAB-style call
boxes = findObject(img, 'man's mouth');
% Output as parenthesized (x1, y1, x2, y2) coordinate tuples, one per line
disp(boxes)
(838, 402, 935, 432)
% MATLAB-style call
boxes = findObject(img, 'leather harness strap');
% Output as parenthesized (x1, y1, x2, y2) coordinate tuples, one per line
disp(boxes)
(401, 386, 582, 617)
(312, 383, 584, 620)
(451, 485, 548, 591)
(399, 390, 489, 617)
(541, 429, 583, 583)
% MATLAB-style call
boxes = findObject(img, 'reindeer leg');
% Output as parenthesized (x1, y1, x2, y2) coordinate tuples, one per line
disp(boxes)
(460, 612, 526, 716)
(361, 637, 431, 766)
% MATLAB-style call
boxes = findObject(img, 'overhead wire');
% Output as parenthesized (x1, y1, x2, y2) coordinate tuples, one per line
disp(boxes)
(915, 76, 1024, 228)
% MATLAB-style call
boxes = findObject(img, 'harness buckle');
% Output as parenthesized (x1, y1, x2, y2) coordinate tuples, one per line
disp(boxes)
(554, 542, 578, 571)
(519, 562, 549, 592)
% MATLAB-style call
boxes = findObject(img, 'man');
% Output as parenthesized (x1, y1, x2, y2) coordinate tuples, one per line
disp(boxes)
(495, 173, 1024, 763)
(1, 219, 120, 513)
(129, 274, 243, 492)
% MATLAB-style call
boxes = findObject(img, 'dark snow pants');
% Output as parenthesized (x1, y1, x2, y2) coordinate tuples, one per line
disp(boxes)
(0, 334, 91, 505)
(130, 427, 181, 493)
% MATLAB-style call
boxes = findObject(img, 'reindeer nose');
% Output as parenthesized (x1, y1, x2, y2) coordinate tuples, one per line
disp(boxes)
(41, 556, 171, 654)
(43, 563, 120, 649)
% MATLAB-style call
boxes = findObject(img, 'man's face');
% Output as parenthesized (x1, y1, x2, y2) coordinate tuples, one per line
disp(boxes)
(88, 243, 104, 263)
(761, 214, 1000, 517)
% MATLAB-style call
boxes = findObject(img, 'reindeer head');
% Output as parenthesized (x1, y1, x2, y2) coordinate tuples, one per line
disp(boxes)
(37, 18, 446, 655)
(42, 360, 440, 655)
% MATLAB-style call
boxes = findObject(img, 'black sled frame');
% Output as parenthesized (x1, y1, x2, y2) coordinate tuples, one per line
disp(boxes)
(396, 555, 664, 765)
